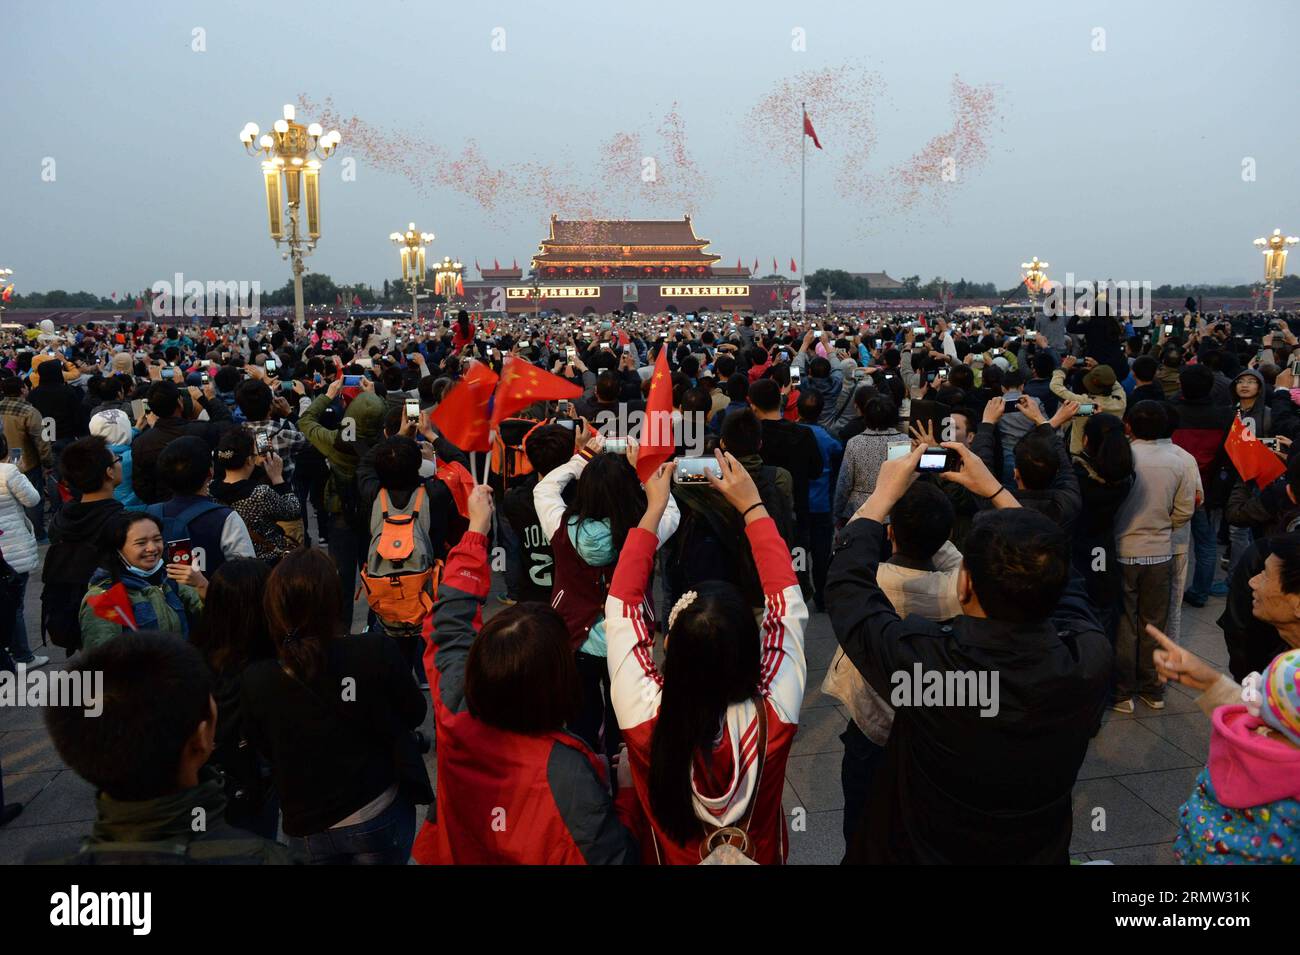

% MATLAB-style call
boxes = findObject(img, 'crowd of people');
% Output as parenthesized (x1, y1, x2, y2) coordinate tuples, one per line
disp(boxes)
(1, 302, 1298, 865)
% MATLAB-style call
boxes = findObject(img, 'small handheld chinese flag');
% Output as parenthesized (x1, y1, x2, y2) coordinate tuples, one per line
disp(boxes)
(86, 582, 138, 631)
(636, 346, 674, 482)
(803, 110, 823, 149)
(1225, 416, 1286, 489)
(430, 361, 500, 452)
(490, 356, 581, 430)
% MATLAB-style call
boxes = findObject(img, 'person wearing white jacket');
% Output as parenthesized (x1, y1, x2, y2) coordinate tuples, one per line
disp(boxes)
(0, 449, 47, 668)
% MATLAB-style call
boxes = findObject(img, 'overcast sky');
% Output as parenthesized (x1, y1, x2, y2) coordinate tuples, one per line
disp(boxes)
(3, 0, 1297, 295)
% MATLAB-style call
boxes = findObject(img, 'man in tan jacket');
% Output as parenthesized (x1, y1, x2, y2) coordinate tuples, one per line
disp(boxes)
(0, 375, 54, 541)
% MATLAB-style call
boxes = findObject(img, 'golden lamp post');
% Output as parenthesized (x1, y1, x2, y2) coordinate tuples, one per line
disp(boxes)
(432, 256, 464, 308)
(390, 223, 435, 321)
(1021, 256, 1050, 305)
(1253, 228, 1299, 312)
(239, 104, 341, 326)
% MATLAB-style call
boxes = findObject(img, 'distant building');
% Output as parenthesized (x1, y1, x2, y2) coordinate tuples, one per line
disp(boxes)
(465, 214, 796, 314)
(848, 271, 905, 290)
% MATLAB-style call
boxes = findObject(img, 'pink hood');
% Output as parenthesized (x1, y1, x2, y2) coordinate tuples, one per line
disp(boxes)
(1208, 705, 1300, 808)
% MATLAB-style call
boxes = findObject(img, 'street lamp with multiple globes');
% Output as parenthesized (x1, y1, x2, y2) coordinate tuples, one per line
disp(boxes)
(1253, 228, 1299, 312)
(432, 256, 464, 308)
(1021, 256, 1050, 305)
(390, 223, 435, 321)
(239, 104, 341, 326)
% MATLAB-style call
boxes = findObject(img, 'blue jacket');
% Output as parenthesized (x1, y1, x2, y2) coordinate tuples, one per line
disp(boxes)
(107, 443, 147, 511)
(801, 422, 843, 515)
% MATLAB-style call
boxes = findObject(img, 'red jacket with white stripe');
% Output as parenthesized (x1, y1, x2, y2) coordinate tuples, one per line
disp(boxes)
(605, 516, 807, 864)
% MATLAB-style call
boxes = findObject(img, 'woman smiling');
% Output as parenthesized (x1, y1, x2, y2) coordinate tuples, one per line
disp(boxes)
(78, 512, 206, 653)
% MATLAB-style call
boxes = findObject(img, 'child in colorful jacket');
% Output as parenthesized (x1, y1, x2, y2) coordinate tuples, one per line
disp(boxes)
(1174, 649, 1300, 864)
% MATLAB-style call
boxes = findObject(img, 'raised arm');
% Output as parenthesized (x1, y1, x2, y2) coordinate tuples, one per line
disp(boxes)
(424, 486, 493, 715)
(533, 451, 587, 544)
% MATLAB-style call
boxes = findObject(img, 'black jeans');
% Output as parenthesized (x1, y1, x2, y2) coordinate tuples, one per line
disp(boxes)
(573, 650, 621, 766)
(808, 511, 834, 610)
(840, 719, 885, 846)
(327, 515, 362, 628)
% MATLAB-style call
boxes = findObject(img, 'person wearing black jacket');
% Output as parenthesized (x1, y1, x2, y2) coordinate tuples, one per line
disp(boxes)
(131, 380, 233, 504)
(502, 423, 576, 604)
(1126, 355, 1166, 410)
(826, 441, 1109, 864)
(1070, 415, 1135, 647)
(574, 369, 644, 424)
(1217, 452, 1300, 679)
(971, 399, 1083, 534)
(750, 378, 822, 524)
(40, 436, 125, 653)
(241, 548, 430, 864)
(1066, 313, 1128, 382)
(27, 359, 85, 447)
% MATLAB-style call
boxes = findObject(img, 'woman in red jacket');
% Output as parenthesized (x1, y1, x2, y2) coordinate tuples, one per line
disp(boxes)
(606, 452, 808, 864)
(451, 310, 475, 352)
(412, 484, 640, 865)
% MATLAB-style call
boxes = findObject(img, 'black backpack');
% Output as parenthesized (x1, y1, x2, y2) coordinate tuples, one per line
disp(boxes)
(40, 533, 105, 652)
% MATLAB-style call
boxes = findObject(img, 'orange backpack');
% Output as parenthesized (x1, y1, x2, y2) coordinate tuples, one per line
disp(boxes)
(360, 487, 438, 628)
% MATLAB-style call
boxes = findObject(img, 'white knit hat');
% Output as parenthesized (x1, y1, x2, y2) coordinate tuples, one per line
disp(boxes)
(89, 409, 132, 446)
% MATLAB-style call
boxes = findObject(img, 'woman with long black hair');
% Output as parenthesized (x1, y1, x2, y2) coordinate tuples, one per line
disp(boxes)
(240, 548, 430, 864)
(533, 433, 679, 763)
(451, 309, 475, 352)
(1071, 413, 1135, 646)
(606, 453, 807, 863)
(189, 557, 278, 837)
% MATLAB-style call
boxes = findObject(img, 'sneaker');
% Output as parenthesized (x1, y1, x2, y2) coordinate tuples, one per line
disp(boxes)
(1110, 698, 1135, 714)
(1183, 592, 1207, 608)
(17, 655, 49, 669)
(1210, 581, 1230, 597)
(1219, 555, 1230, 571)
(497, 595, 517, 606)
(1138, 694, 1166, 710)
(0, 803, 22, 827)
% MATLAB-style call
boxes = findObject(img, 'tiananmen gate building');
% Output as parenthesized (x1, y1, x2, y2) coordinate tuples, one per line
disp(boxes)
(464, 215, 798, 315)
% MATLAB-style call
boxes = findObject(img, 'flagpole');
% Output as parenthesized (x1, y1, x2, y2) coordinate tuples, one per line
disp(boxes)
(800, 100, 806, 311)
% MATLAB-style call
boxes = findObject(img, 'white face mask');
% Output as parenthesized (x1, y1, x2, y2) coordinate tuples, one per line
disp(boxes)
(121, 554, 163, 578)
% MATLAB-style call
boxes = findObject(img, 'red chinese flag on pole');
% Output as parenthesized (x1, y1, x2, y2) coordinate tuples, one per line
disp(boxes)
(494, 258, 501, 271)
(1226, 416, 1286, 489)
(636, 346, 674, 483)
(803, 110, 823, 149)
(773, 257, 779, 273)
(475, 259, 481, 275)
(456, 276, 464, 297)
(752, 258, 759, 274)
(791, 257, 798, 273)
(512, 258, 519, 270)
(430, 361, 499, 452)
(85, 582, 138, 631)
(490, 357, 581, 431)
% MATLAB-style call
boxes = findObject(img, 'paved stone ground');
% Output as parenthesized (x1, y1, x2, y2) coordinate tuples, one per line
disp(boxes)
(0, 541, 1228, 864)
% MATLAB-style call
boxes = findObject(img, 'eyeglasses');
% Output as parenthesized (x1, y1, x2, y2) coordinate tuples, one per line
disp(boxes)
(111, 454, 122, 465)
